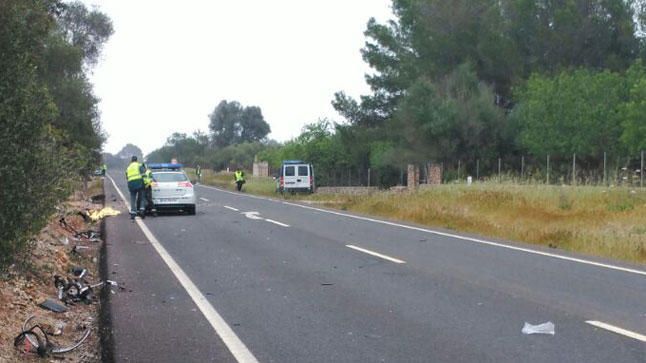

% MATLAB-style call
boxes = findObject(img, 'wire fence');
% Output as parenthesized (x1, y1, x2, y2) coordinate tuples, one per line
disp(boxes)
(312, 151, 645, 188)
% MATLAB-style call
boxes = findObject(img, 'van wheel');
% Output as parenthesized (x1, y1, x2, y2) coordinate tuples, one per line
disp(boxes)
(188, 205, 196, 215)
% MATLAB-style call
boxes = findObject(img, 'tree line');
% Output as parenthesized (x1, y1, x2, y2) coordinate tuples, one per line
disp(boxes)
(0, 0, 113, 267)
(145, 100, 273, 170)
(147, 0, 646, 186)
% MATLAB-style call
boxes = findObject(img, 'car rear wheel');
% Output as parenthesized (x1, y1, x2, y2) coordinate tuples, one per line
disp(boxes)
(187, 205, 196, 215)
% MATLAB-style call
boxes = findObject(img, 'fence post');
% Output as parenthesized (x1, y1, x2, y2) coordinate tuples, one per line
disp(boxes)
(367, 168, 371, 187)
(457, 160, 461, 182)
(603, 151, 607, 186)
(476, 159, 480, 181)
(348, 167, 351, 186)
(521, 156, 525, 182)
(572, 153, 576, 185)
(546, 154, 550, 185)
(641, 150, 644, 188)
(498, 158, 502, 182)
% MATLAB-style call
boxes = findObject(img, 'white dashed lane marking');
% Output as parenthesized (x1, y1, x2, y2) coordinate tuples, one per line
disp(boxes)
(346, 244, 406, 264)
(585, 321, 646, 342)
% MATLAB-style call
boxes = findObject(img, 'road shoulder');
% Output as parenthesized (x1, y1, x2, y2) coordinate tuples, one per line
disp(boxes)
(103, 178, 235, 362)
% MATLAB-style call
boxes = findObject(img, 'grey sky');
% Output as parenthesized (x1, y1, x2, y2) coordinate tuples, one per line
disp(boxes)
(84, 1, 393, 155)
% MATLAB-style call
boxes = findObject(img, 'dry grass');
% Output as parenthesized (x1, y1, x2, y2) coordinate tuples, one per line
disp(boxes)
(191, 168, 645, 264)
(312, 184, 646, 264)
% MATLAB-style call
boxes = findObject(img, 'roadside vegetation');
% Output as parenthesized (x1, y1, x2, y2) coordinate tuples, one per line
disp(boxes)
(320, 185, 646, 265)
(0, 0, 113, 268)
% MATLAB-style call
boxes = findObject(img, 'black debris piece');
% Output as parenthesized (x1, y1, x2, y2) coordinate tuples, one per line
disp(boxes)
(39, 298, 67, 313)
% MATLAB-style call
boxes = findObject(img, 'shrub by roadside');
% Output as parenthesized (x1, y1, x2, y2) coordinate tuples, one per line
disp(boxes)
(0, 178, 108, 361)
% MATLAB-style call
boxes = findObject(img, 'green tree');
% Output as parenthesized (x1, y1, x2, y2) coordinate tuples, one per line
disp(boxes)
(209, 100, 271, 147)
(0, 0, 112, 267)
(393, 63, 509, 163)
(116, 143, 144, 161)
(620, 61, 646, 153)
(38, 1, 113, 174)
(512, 68, 626, 158)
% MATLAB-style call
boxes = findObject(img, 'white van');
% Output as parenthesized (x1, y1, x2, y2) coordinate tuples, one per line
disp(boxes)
(277, 160, 315, 194)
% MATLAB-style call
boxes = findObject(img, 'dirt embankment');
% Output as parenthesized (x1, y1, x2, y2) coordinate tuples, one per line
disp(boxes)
(0, 178, 112, 362)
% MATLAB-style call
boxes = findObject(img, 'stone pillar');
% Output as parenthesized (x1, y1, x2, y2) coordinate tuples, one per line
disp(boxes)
(253, 161, 269, 177)
(407, 164, 420, 190)
(427, 163, 442, 185)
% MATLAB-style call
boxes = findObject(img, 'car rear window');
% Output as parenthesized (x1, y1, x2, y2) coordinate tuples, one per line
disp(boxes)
(298, 166, 308, 176)
(153, 172, 188, 182)
(284, 166, 295, 176)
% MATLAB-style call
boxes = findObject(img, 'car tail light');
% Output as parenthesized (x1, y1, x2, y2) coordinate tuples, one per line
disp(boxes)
(280, 176, 284, 187)
(178, 181, 193, 188)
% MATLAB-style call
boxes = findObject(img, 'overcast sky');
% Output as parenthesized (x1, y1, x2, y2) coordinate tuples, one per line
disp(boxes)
(82, 1, 393, 155)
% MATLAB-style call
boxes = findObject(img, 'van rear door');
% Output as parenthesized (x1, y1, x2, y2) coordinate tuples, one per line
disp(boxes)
(283, 165, 297, 189)
(295, 165, 310, 189)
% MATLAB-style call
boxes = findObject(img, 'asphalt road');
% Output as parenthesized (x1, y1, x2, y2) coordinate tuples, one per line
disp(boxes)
(104, 175, 645, 362)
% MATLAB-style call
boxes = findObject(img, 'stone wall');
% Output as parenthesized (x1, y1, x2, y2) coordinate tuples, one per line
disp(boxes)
(316, 186, 378, 195)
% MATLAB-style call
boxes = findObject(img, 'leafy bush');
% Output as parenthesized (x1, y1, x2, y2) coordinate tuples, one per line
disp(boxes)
(0, 0, 112, 268)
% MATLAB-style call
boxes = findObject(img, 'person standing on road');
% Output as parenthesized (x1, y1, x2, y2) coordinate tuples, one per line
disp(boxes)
(125, 156, 145, 220)
(101, 163, 107, 176)
(234, 167, 245, 192)
(142, 163, 154, 216)
(196, 164, 202, 184)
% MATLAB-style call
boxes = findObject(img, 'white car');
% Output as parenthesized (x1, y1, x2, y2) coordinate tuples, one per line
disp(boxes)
(149, 163, 196, 215)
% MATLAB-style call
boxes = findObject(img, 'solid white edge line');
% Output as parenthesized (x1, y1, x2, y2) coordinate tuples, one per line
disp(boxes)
(265, 219, 290, 228)
(107, 175, 258, 363)
(199, 197, 210, 202)
(281, 202, 646, 277)
(346, 244, 406, 264)
(224, 206, 239, 212)
(196, 183, 646, 276)
(585, 321, 646, 342)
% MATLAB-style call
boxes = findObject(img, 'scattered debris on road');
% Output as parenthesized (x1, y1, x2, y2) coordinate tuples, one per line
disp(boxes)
(14, 315, 91, 357)
(522, 321, 555, 335)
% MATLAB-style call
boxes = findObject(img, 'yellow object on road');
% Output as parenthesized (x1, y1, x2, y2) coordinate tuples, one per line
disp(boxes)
(89, 207, 121, 222)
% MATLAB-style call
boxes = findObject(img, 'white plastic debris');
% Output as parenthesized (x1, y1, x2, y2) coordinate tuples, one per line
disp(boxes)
(522, 321, 555, 335)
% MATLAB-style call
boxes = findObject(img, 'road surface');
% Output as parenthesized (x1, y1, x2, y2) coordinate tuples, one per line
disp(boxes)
(103, 174, 645, 362)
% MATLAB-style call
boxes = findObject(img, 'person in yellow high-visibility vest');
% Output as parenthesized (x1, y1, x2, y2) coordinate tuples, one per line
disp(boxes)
(234, 168, 245, 192)
(125, 156, 146, 219)
(142, 164, 154, 216)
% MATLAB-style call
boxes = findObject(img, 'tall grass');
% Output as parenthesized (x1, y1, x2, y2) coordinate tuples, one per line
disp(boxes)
(317, 184, 646, 264)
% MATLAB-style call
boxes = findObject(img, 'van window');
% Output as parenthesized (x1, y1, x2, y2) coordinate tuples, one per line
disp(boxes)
(298, 166, 309, 176)
(284, 166, 295, 176)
